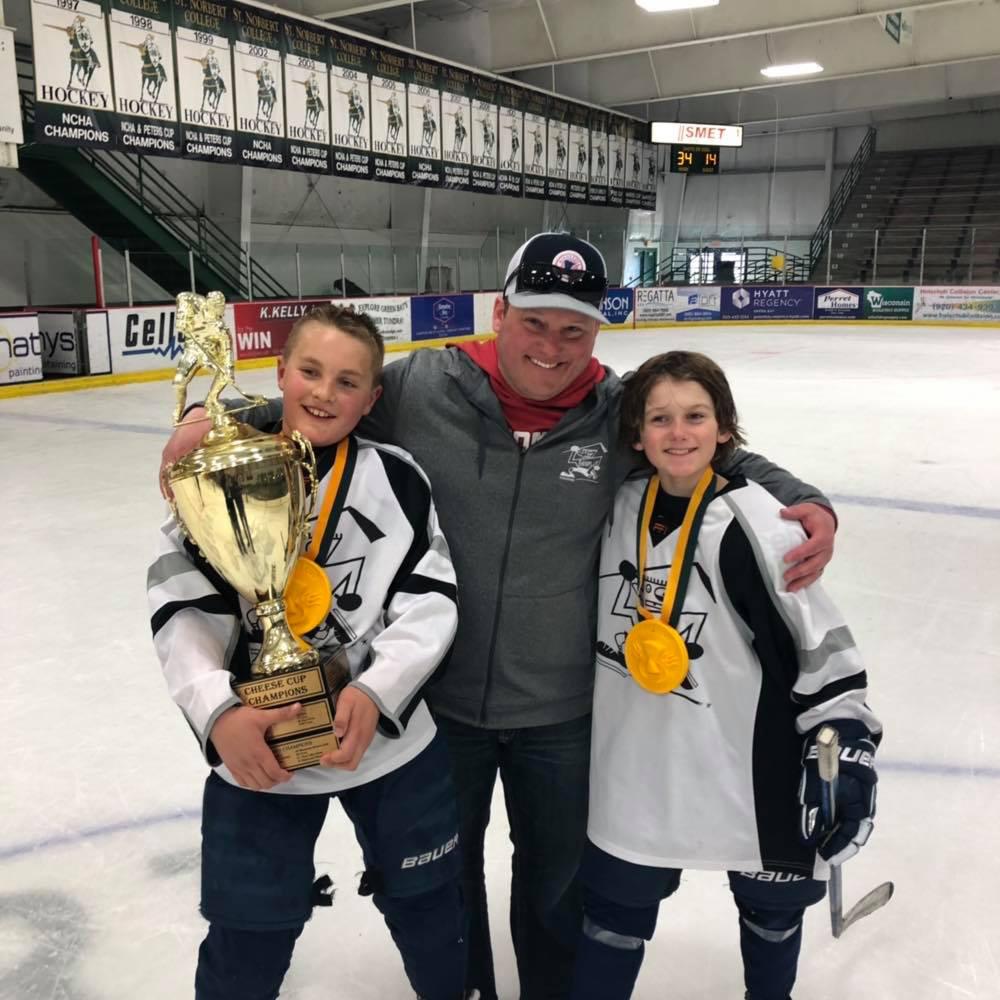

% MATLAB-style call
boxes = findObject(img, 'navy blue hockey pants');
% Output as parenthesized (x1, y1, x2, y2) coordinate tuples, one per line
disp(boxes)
(569, 841, 826, 1000)
(194, 730, 467, 1000)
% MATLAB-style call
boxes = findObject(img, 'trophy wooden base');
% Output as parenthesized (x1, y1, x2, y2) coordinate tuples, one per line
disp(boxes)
(234, 661, 342, 771)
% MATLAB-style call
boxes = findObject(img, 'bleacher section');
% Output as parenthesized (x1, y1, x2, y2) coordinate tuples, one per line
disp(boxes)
(816, 146, 1000, 285)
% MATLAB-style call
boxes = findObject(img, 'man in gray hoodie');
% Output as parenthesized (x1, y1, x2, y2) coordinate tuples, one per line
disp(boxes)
(161, 234, 835, 1000)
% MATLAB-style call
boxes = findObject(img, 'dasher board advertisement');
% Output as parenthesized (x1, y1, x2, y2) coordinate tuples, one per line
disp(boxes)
(38, 311, 83, 374)
(470, 75, 498, 195)
(407, 55, 442, 187)
(330, 34, 373, 181)
(370, 45, 408, 185)
(232, 3, 286, 169)
(233, 298, 331, 359)
(31, 0, 115, 149)
(0, 313, 43, 385)
(108, 0, 179, 155)
(173, 0, 236, 164)
(107, 302, 235, 373)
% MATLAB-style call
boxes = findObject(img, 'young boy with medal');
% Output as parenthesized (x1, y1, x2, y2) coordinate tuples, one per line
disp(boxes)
(571, 352, 883, 1000)
(148, 305, 469, 1000)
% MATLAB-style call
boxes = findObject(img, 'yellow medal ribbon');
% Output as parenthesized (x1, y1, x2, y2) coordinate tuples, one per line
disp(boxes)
(624, 466, 716, 694)
(285, 437, 350, 635)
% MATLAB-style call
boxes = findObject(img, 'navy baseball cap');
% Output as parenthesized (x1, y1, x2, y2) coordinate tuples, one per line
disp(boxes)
(502, 233, 609, 324)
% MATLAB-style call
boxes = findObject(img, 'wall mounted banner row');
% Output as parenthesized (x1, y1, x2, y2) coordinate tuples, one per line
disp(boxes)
(28, 0, 657, 208)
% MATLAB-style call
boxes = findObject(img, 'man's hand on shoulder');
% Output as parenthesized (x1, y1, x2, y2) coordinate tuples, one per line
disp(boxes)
(780, 503, 836, 591)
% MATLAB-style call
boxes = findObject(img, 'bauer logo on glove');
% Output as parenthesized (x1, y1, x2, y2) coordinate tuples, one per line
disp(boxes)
(799, 721, 879, 868)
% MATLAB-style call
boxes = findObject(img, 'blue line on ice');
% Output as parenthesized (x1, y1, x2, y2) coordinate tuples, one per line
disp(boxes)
(2, 759, 999, 862)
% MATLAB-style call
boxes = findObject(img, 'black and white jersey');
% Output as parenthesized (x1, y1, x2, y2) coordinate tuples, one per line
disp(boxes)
(589, 475, 880, 877)
(148, 435, 458, 795)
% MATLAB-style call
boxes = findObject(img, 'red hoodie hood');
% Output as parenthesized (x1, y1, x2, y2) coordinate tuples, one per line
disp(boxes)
(457, 339, 605, 434)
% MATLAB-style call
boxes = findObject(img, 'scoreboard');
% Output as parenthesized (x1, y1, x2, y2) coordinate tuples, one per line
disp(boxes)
(670, 145, 721, 175)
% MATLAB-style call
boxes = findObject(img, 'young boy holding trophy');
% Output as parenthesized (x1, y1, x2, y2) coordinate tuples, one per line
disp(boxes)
(569, 352, 883, 1000)
(149, 302, 467, 1000)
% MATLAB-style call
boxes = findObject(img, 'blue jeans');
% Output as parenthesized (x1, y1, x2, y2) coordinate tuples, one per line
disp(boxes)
(435, 714, 592, 1000)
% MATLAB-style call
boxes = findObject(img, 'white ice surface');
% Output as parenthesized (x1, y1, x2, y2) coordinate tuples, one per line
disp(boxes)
(2, 323, 999, 999)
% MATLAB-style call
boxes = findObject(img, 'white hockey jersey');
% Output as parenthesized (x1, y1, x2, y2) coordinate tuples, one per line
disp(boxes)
(589, 475, 881, 877)
(148, 434, 458, 795)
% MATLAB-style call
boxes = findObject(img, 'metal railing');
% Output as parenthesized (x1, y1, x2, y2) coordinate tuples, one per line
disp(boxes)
(808, 126, 877, 272)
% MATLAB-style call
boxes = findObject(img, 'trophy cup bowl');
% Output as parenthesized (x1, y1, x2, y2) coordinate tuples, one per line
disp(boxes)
(165, 291, 341, 770)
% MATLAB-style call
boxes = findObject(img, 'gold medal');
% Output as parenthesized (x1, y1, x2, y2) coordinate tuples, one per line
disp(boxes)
(285, 556, 333, 635)
(624, 618, 689, 693)
(624, 467, 716, 696)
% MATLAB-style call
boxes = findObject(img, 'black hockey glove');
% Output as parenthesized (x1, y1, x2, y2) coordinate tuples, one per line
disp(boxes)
(799, 720, 878, 866)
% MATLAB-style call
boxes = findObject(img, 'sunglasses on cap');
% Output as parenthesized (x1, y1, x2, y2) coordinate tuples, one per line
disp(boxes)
(504, 261, 608, 307)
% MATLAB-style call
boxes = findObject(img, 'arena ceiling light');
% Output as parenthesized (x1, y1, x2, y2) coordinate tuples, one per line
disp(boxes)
(760, 62, 824, 79)
(635, 0, 720, 12)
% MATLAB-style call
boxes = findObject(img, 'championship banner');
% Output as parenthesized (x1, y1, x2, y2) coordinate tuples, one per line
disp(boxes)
(440, 64, 472, 191)
(282, 17, 329, 173)
(232, 3, 285, 168)
(330, 32, 373, 180)
(566, 103, 589, 205)
(108, 0, 178, 154)
(913, 285, 1000, 321)
(624, 123, 644, 209)
(641, 142, 658, 210)
(607, 117, 626, 208)
(0, 313, 43, 385)
(173, 0, 235, 163)
(233, 297, 330, 359)
(497, 80, 524, 198)
(587, 109, 608, 206)
(407, 54, 442, 186)
(370, 44, 407, 184)
(522, 88, 548, 200)
(545, 95, 569, 202)
(31, 0, 115, 149)
(470, 75, 498, 194)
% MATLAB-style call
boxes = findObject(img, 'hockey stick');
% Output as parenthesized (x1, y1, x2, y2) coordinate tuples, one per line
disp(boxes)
(816, 726, 894, 938)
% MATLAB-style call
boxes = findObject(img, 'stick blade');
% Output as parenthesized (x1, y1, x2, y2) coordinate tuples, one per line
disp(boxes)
(839, 881, 894, 935)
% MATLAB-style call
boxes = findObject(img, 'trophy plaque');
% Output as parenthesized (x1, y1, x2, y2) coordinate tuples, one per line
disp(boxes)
(164, 291, 342, 770)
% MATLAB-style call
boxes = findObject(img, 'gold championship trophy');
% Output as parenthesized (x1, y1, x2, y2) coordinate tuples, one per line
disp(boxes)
(163, 291, 342, 770)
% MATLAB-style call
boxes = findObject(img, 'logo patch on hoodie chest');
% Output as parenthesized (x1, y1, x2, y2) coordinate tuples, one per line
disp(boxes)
(560, 442, 607, 483)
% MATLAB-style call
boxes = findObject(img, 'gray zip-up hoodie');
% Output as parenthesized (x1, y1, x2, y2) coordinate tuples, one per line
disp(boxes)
(239, 346, 830, 729)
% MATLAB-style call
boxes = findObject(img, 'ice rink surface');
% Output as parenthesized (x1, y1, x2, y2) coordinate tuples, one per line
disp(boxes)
(2, 321, 999, 999)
